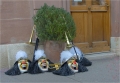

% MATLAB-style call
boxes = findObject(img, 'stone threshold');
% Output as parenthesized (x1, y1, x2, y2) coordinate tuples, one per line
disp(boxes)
(85, 52, 117, 60)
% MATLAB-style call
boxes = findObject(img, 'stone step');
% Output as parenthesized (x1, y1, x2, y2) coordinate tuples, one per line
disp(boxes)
(0, 43, 118, 69)
(85, 52, 117, 60)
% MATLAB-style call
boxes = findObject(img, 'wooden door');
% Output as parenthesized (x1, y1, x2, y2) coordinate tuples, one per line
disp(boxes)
(70, 0, 110, 53)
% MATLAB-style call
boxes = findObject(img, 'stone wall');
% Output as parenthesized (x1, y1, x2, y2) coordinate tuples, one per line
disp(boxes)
(110, 0, 120, 56)
(0, 0, 33, 44)
(0, 0, 120, 70)
(0, 0, 70, 69)
(111, 37, 120, 56)
(0, 0, 70, 44)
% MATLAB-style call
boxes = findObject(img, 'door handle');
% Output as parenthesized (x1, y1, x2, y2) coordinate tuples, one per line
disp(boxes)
(105, 3, 109, 10)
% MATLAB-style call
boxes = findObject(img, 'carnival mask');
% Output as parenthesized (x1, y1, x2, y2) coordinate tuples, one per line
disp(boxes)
(67, 58, 78, 73)
(5, 51, 31, 76)
(18, 58, 29, 73)
(38, 57, 49, 72)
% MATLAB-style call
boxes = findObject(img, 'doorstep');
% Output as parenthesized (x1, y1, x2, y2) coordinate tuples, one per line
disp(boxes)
(85, 52, 117, 60)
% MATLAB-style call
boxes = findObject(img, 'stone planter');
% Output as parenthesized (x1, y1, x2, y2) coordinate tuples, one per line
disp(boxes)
(44, 41, 65, 63)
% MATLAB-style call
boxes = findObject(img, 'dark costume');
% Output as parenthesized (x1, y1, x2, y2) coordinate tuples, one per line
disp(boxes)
(5, 51, 31, 76)
(53, 46, 92, 76)
(29, 49, 55, 74)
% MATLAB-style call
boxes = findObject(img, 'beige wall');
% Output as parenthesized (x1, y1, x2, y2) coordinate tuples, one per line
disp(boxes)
(0, 0, 33, 44)
(111, 0, 120, 37)
(0, 0, 120, 56)
(0, 0, 120, 44)
(0, 0, 120, 69)
(110, 0, 120, 56)
(0, 0, 70, 44)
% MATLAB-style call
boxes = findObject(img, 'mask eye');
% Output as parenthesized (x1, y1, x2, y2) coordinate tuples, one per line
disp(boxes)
(68, 59, 75, 63)
(20, 58, 23, 60)
(18, 59, 29, 73)
(68, 60, 72, 63)
(19, 60, 22, 63)
(39, 59, 42, 62)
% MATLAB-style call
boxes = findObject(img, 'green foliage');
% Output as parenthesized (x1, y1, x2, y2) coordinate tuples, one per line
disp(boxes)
(33, 3, 76, 42)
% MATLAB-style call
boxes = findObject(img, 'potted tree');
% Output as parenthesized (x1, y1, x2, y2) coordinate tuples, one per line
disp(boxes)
(33, 4, 76, 63)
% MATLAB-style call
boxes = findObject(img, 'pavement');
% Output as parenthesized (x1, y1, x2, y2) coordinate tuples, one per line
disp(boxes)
(0, 53, 120, 83)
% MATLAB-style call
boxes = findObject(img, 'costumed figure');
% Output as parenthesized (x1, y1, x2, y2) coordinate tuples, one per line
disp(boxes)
(53, 50, 77, 76)
(28, 37, 56, 74)
(52, 32, 91, 76)
(5, 51, 31, 76)
(53, 50, 88, 76)
(65, 31, 92, 67)
(69, 46, 92, 66)
(29, 49, 55, 74)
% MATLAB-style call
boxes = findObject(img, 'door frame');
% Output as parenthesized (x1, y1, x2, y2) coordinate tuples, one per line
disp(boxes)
(70, 0, 111, 53)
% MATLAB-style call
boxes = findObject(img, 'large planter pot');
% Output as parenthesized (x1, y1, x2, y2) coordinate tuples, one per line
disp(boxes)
(44, 41, 65, 63)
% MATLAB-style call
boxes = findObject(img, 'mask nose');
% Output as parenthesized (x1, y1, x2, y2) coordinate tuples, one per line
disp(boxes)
(42, 60, 46, 63)
(22, 60, 26, 64)
(73, 60, 76, 64)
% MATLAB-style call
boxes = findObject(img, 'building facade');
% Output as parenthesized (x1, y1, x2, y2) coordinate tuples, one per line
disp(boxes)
(0, 0, 120, 55)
